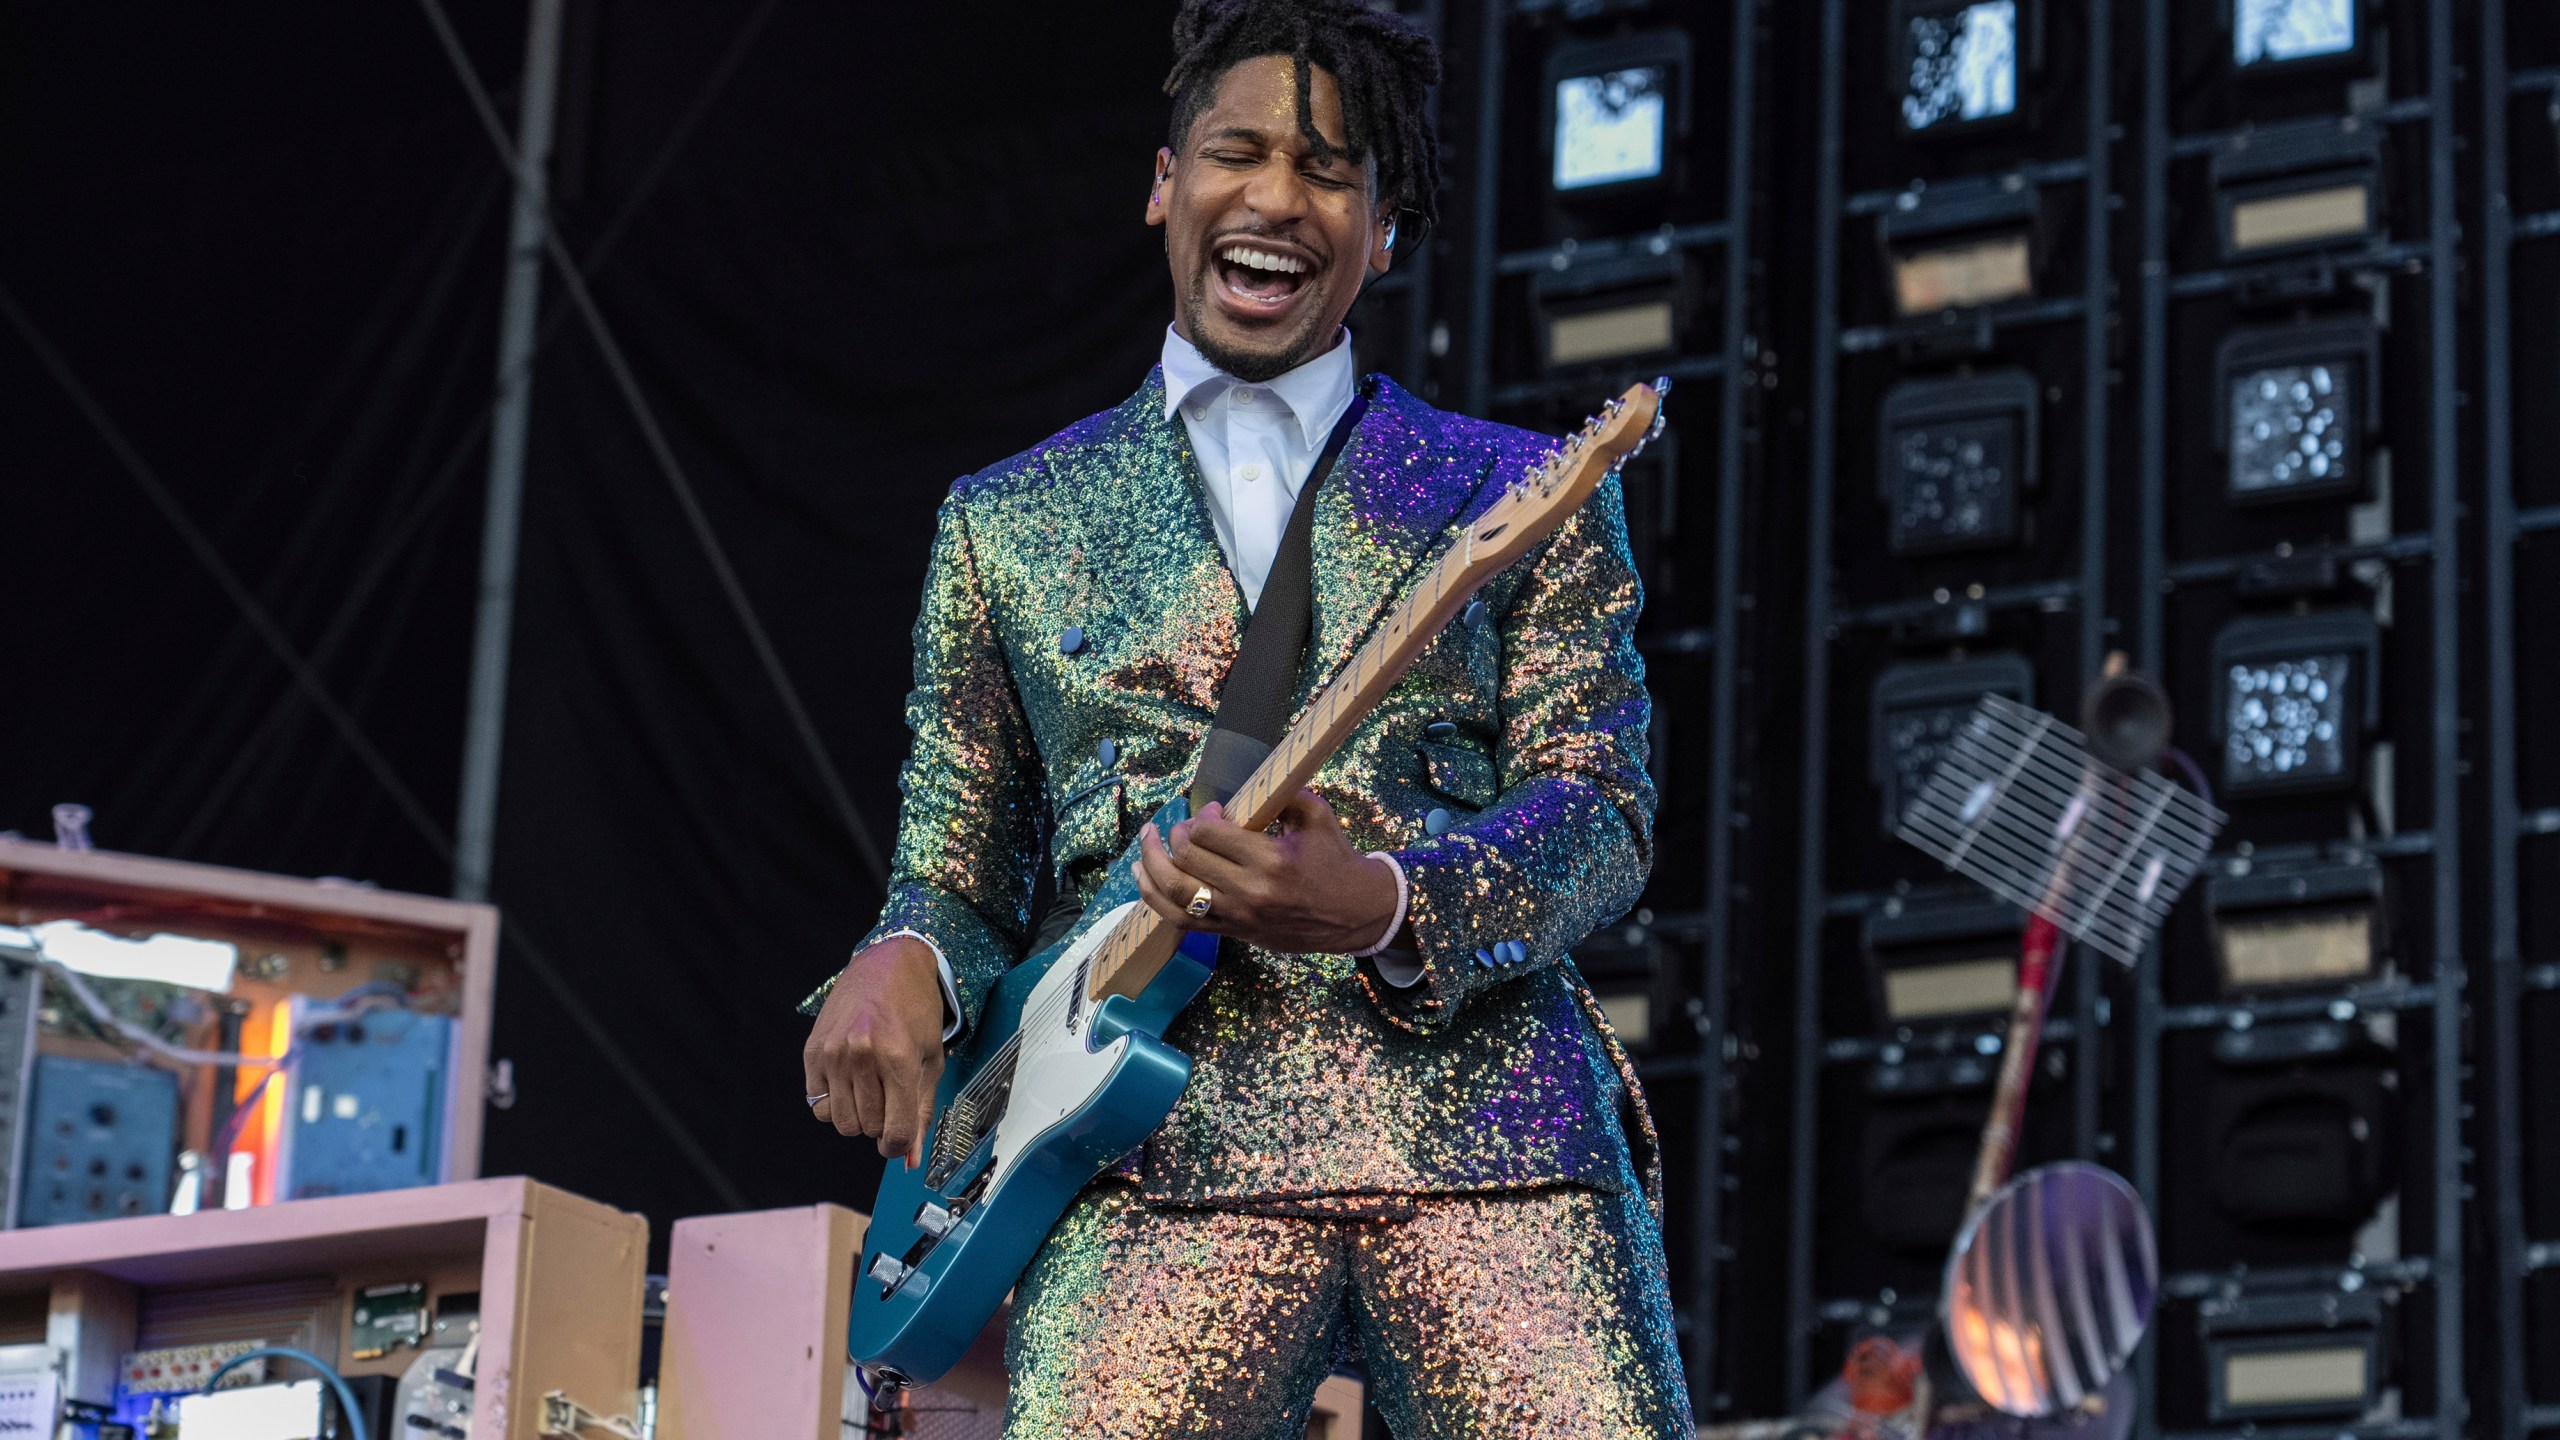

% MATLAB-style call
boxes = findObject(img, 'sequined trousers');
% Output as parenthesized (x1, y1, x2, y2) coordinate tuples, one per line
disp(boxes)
(1001, 1181, 1694, 1439)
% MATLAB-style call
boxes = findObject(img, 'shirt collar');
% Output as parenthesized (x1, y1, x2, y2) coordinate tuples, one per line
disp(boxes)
(1160, 325, 1358, 451)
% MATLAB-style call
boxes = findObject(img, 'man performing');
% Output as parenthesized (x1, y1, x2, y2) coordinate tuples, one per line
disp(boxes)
(801, 2, 1691, 1434)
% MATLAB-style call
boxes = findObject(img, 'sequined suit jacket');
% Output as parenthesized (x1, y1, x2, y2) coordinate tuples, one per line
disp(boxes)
(814, 368, 1658, 1208)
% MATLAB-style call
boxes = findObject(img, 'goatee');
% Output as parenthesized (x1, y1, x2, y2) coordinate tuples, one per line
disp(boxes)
(1179, 283, 1324, 383)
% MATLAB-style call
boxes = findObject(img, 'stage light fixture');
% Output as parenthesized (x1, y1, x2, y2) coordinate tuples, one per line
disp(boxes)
(1862, 893, 2024, 1027)
(1532, 252, 1686, 371)
(1544, 33, 1692, 198)
(1877, 370, 2039, 555)
(1566, 923, 1665, 1052)
(1871, 652, 2035, 833)
(2232, 0, 2360, 72)
(2200, 1289, 2385, 1423)
(1880, 177, 2040, 317)
(2216, 318, 2380, 505)
(1896, 0, 2022, 136)
(2212, 611, 2380, 797)
(2206, 854, 2384, 994)
(2213, 120, 2381, 262)
(2207, 1018, 2398, 1232)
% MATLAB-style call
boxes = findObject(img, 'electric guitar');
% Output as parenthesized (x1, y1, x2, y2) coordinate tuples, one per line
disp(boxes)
(849, 379, 1669, 1386)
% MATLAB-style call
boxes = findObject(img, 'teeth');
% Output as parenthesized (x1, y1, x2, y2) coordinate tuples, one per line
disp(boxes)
(1219, 245, 1307, 275)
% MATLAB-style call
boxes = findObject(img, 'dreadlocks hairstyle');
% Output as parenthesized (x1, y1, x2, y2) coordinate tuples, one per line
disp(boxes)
(1163, 0, 1444, 237)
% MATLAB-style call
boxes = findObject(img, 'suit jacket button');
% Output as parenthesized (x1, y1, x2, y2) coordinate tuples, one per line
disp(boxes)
(1059, 626, 1086, 654)
(1424, 807, 1453, 837)
(1499, 940, 1528, 964)
(1424, 720, 1458, 739)
(1097, 738, 1118, 767)
(1462, 599, 1487, 628)
(1473, 949, 1497, 969)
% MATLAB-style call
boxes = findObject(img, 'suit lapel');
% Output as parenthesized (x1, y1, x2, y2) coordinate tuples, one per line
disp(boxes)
(1073, 369, 1248, 719)
(1300, 377, 1516, 706)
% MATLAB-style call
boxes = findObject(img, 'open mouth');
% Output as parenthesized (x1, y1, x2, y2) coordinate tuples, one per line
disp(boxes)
(1212, 241, 1316, 315)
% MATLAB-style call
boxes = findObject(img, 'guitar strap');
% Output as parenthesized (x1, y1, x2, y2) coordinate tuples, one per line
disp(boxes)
(1186, 381, 1371, 815)
(1028, 380, 1371, 956)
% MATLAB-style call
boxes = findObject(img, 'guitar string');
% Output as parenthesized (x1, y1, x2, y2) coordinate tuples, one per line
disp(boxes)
(925, 407, 1636, 1155)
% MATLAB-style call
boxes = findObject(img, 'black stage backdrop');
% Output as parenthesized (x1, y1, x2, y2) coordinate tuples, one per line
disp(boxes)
(1, 0, 1183, 1248)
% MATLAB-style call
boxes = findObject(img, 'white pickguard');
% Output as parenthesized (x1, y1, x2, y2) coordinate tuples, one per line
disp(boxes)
(983, 901, 1138, 1187)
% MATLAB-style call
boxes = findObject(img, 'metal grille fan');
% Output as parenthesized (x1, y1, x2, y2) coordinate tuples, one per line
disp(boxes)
(1944, 1162, 2158, 1417)
(1897, 694, 2225, 964)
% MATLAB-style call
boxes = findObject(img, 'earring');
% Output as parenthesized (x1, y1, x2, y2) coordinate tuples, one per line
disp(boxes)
(1384, 219, 1399, 249)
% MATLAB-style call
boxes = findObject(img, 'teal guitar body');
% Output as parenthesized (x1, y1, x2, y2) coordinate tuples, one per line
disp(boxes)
(847, 799, 1219, 1386)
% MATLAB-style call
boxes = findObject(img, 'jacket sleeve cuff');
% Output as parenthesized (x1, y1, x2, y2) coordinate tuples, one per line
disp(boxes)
(1354, 833, 1533, 1031)
(799, 884, 1021, 1039)
(874, 929, 965, 1041)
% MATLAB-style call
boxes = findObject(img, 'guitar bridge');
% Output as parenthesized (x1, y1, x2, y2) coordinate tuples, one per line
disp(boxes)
(923, 1055, 1013, 1190)
(923, 1098, 982, 1189)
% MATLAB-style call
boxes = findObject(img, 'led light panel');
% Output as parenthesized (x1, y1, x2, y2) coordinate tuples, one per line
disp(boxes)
(2230, 361, 2356, 498)
(1889, 412, 2018, 550)
(2226, 653, 2352, 786)
(1882, 700, 1985, 827)
(1878, 371, 2038, 555)
(2228, 181, 2372, 254)
(1891, 233, 2034, 314)
(2219, 911, 2375, 989)
(2211, 611, 2381, 797)
(2235, 0, 2358, 69)
(1554, 67, 1668, 192)
(1595, 991, 1652, 1045)
(2216, 319, 2378, 505)
(1901, 0, 2020, 133)
(2225, 1345, 2369, 1409)
(1883, 958, 2017, 1023)
(1870, 652, 2035, 833)
(1546, 298, 1677, 367)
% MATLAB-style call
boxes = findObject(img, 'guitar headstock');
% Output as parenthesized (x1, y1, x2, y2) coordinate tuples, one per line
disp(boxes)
(1457, 378, 1668, 579)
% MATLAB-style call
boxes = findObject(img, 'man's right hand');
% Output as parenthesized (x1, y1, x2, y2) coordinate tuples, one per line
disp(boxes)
(803, 935, 948, 1165)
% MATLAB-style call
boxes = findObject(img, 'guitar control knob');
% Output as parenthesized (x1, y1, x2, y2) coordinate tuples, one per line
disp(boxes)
(914, 1202, 955, 1238)
(869, 1254, 913, 1288)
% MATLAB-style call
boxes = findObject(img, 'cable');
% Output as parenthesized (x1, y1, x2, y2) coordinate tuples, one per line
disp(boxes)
(35, 960, 287, 1071)
(413, 0, 890, 888)
(539, 1390, 643, 1439)
(203, 1344, 370, 1440)
(2157, 743, 2215, 811)
(168, 0, 772, 859)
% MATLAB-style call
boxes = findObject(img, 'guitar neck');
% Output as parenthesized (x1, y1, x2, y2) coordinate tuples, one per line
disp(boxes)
(1087, 545, 1470, 1001)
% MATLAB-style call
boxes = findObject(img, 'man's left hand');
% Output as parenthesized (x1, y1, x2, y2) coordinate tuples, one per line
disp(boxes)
(1134, 789, 1403, 955)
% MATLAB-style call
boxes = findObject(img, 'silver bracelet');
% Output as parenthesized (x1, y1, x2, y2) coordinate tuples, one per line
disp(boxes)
(1347, 851, 1411, 958)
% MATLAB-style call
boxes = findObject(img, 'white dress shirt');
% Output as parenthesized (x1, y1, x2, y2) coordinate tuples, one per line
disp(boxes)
(1160, 325, 1359, 610)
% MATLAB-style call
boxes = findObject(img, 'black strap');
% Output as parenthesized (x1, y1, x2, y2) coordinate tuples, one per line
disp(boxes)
(1029, 385, 1370, 953)
(1186, 385, 1370, 815)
